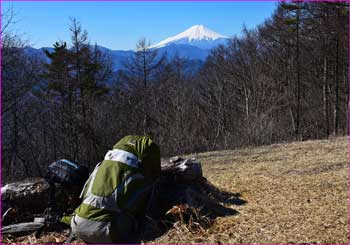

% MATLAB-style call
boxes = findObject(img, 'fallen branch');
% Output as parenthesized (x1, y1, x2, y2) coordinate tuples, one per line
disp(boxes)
(1, 221, 44, 235)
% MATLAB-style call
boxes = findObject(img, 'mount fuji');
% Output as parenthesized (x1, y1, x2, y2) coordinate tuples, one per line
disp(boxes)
(151, 24, 228, 50)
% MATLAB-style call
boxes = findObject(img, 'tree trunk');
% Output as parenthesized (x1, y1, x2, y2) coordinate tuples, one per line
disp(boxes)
(295, 4, 301, 141)
(323, 56, 330, 138)
(333, 31, 340, 135)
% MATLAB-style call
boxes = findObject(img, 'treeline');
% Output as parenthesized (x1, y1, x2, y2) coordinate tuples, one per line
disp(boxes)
(2, 2, 348, 183)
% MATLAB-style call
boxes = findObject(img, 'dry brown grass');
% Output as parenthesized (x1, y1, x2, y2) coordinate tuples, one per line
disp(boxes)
(3, 137, 348, 244)
(152, 137, 348, 244)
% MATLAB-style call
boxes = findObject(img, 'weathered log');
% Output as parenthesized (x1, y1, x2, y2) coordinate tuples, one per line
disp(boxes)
(1, 221, 44, 235)
(1, 178, 80, 226)
(1, 178, 50, 224)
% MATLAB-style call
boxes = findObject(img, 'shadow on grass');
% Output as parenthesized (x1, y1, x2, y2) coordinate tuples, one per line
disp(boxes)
(135, 176, 247, 242)
(200, 180, 247, 218)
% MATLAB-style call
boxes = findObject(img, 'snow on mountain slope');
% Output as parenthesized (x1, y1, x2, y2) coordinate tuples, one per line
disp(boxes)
(151, 25, 229, 50)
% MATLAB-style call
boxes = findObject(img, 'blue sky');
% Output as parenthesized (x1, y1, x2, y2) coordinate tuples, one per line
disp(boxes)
(2, 1, 277, 50)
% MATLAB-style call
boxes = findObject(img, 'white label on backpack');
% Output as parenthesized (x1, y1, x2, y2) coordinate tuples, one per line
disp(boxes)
(104, 149, 139, 169)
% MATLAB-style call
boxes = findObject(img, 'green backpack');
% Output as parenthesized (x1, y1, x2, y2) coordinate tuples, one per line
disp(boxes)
(75, 135, 161, 223)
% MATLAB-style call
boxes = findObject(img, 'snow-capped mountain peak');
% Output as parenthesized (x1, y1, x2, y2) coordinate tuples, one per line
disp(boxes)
(174, 24, 227, 41)
(151, 25, 228, 50)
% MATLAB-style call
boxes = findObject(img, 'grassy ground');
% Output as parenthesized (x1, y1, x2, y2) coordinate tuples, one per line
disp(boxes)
(153, 136, 348, 244)
(3, 137, 348, 244)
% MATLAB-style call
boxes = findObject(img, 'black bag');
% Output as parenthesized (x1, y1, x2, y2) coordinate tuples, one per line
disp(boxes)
(34, 160, 89, 238)
(45, 159, 89, 187)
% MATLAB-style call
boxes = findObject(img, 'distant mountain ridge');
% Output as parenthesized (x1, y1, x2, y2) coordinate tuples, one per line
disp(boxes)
(24, 25, 229, 71)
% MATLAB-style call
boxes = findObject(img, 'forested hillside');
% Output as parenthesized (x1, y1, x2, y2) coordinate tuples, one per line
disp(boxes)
(2, 2, 348, 183)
